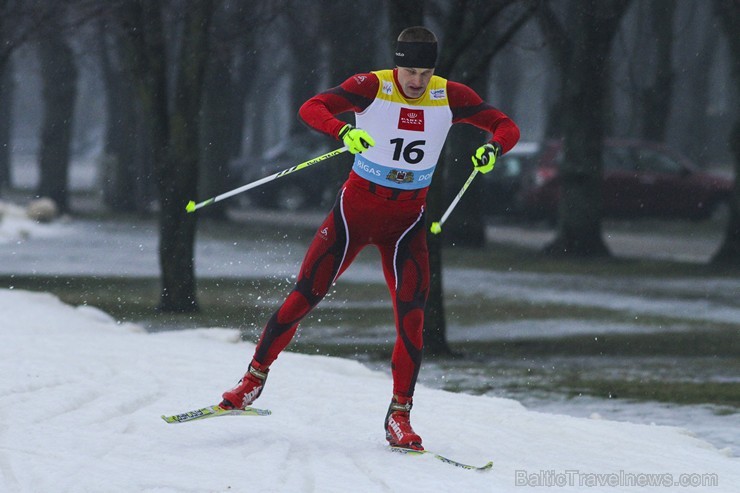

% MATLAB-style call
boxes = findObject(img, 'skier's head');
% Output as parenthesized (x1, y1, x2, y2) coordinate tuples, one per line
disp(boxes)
(394, 26, 437, 99)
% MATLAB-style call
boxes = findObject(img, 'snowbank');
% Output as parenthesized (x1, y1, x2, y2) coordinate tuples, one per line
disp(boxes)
(0, 289, 737, 492)
(0, 200, 68, 244)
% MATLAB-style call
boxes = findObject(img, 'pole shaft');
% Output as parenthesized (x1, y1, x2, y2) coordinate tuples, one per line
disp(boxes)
(188, 147, 347, 212)
(438, 169, 478, 226)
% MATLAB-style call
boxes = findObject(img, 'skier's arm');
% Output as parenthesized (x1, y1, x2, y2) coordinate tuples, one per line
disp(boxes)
(447, 81, 520, 154)
(298, 73, 379, 140)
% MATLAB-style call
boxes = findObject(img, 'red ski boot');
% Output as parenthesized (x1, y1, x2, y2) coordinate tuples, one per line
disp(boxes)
(385, 395, 423, 450)
(220, 361, 269, 410)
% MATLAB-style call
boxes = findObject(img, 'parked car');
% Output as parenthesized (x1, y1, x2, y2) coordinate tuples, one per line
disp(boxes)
(230, 140, 351, 211)
(483, 139, 733, 223)
(480, 142, 542, 216)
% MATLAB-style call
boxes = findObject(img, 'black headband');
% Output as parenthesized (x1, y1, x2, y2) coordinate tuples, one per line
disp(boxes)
(394, 41, 437, 69)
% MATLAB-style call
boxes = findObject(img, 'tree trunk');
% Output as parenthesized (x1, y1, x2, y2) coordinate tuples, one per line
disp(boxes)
(158, 0, 213, 312)
(678, 10, 719, 164)
(711, 0, 740, 265)
(388, 0, 425, 52)
(537, 1, 569, 139)
(641, 0, 676, 142)
(0, 59, 12, 190)
(119, 0, 207, 313)
(200, 6, 260, 219)
(544, 0, 631, 257)
(419, 0, 534, 354)
(37, 27, 78, 213)
(436, 0, 536, 246)
(321, 1, 378, 193)
(200, 46, 238, 221)
(99, 23, 141, 212)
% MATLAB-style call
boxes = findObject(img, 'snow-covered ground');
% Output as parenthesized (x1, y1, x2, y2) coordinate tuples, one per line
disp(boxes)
(1, 288, 737, 493)
(2, 202, 739, 460)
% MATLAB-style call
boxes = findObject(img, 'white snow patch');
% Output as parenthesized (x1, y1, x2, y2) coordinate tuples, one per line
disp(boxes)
(1, 288, 737, 492)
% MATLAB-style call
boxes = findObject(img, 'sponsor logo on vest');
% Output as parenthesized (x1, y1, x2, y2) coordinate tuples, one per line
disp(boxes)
(430, 88, 446, 100)
(398, 107, 425, 131)
(386, 169, 415, 184)
(418, 171, 434, 181)
(382, 81, 393, 95)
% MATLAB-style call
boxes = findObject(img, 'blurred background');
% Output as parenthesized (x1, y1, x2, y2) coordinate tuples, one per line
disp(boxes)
(0, 0, 735, 216)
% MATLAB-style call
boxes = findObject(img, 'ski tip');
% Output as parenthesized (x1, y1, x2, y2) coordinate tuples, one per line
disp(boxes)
(185, 200, 196, 213)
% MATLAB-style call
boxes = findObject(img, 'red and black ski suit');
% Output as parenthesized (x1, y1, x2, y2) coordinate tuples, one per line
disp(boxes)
(252, 69, 519, 398)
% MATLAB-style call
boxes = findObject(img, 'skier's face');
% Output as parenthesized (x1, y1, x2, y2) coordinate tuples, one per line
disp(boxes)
(396, 67, 434, 99)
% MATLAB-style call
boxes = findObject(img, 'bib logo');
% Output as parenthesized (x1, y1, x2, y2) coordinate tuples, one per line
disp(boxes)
(382, 81, 393, 95)
(398, 108, 424, 131)
(386, 169, 414, 184)
(430, 88, 446, 100)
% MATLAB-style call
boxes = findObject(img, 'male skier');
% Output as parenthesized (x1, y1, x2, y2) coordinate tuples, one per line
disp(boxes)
(220, 26, 520, 450)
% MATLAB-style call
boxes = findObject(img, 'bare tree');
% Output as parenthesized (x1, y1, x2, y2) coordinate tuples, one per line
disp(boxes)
(119, 0, 215, 312)
(540, 0, 632, 257)
(36, 20, 78, 213)
(0, 58, 11, 190)
(434, 0, 536, 248)
(640, 0, 676, 142)
(97, 19, 149, 213)
(199, 2, 267, 220)
(613, 0, 677, 141)
(319, 0, 381, 194)
(428, 0, 537, 355)
(388, 0, 425, 48)
(0, 0, 84, 194)
(711, 0, 740, 265)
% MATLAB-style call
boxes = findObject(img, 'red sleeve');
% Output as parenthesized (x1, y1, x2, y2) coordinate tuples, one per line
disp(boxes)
(447, 81, 520, 154)
(298, 73, 379, 139)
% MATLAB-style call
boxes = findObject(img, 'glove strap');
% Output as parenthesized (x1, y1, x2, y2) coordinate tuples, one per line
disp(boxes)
(339, 123, 353, 139)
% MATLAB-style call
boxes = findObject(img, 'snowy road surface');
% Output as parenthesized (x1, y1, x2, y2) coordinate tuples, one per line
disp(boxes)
(1, 289, 738, 493)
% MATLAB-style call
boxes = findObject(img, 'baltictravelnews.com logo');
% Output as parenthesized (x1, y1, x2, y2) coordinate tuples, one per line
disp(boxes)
(514, 469, 719, 488)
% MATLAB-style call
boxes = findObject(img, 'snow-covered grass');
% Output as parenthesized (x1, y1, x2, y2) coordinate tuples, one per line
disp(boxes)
(1, 289, 738, 492)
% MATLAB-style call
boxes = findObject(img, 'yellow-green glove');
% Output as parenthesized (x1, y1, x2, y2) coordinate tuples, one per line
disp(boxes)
(471, 142, 502, 174)
(339, 124, 375, 154)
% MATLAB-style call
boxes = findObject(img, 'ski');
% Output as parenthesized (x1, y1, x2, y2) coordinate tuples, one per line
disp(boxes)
(390, 446, 493, 471)
(161, 404, 271, 424)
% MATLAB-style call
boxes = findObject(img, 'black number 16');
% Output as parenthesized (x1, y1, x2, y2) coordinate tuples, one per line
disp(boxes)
(390, 138, 426, 164)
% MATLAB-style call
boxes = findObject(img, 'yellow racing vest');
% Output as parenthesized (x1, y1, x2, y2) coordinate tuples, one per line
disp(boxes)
(352, 69, 453, 189)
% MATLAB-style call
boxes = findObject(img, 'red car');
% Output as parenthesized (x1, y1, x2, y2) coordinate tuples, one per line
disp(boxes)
(515, 139, 733, 223)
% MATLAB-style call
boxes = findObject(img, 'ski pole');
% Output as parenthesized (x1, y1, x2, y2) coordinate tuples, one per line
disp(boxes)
(186, 147, 348, 213)
(429, 169, 479, 234)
